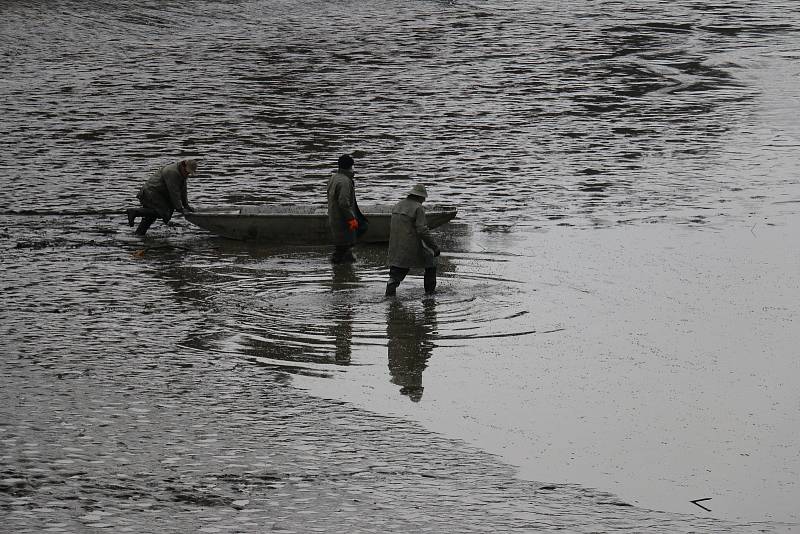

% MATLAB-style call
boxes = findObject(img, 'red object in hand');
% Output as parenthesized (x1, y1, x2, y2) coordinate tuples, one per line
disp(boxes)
(346, 218, 359, 231)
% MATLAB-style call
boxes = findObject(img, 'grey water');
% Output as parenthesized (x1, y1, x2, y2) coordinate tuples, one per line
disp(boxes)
(2, 0, 800, 532)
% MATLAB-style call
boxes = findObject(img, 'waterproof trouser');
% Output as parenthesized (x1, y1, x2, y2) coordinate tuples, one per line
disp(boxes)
(385, 266, 436, 296)
(135, 215, 158, 236)
(331, 245, 355, 264)
(126, 207, 160, 236)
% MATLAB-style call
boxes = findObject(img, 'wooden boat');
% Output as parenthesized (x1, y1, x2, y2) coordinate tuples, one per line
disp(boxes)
(184, 204, 458, 243)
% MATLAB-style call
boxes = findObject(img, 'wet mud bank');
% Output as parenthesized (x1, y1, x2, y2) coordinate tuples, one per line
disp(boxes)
(0, 215, 778, 533)
(293, 207, 800, 527)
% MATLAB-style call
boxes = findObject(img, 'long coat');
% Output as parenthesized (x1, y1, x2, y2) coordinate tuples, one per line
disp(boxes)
(137, 162, 188, 222)
(387, 197, 438, 269)
(326, 170, 366, 245)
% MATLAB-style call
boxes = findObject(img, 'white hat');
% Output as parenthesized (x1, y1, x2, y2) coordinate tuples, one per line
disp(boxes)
(407, 183, 428, 199)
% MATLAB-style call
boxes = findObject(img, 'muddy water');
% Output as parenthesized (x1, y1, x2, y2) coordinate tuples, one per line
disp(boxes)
(2, 0, 800, 531)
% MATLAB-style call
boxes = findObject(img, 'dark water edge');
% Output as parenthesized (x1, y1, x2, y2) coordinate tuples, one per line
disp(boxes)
(1, 215, 788, 533)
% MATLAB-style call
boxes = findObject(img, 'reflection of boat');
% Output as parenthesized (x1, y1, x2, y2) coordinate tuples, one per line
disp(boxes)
(185, 204, 458, 243)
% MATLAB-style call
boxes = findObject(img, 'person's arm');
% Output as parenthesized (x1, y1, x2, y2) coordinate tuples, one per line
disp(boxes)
(337, 179, 356, 220)
(415, 207, 439, 255)
(180, 177, 193, 211)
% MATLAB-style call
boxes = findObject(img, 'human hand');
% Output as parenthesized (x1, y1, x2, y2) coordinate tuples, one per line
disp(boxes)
(346, 218, 359, 231)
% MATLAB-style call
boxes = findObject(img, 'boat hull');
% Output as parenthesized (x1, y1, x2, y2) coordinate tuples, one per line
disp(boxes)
(185, 204, 457, 243)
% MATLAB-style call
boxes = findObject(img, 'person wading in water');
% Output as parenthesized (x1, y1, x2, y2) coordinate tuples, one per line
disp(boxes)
(385, 183, 441, 297)
(126, 159, 198, 236)
(326, 154, 367, 264)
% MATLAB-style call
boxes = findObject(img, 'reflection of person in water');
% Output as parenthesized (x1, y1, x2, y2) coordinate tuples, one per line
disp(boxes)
(386, 299, 437, 402)
(330, 264, 357, 364)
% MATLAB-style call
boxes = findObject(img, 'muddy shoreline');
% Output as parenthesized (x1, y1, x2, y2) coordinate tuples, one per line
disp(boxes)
(0, 214, 791, 532)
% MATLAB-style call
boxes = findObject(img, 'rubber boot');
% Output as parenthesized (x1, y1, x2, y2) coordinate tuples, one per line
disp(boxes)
(127, 208, 158, 228)
(342, 248, 356, 263)
(332, 245, 355, 264)
(424, 267, 437, 295)
(135, 215, 157, 236)
(385, 281, 398, 297)
(385, 266, 408, 297)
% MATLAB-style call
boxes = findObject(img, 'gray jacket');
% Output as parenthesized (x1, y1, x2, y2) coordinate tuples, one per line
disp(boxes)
(387, 197, 439, 269)
(137, 162, 189, 222)
(327, 170, 357, 244)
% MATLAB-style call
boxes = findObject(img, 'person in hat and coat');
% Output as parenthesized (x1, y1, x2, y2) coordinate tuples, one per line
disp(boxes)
(126, 159, 198, 236)
(385, 183, 441, 296)
(327, 154, 367, 263)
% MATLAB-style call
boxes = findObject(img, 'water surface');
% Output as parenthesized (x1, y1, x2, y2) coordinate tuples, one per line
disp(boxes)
(2, 0, 800, 529)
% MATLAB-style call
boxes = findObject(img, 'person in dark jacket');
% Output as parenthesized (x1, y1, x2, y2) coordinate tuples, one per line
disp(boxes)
(126, 159, 198, 236)
(385, 183, 441, 297)
(326, 154, 367, 263)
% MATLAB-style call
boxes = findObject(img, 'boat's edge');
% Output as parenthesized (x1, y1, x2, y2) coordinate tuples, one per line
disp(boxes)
(185, 205, 457, 243)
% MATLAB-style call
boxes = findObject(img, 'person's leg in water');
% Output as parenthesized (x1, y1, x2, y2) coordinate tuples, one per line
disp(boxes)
(331, 221, 357, 263)
(126, 207, 159, 228)
(385, 266, 409, 297)
(135, 214, 159, 236)
(424, 267, 437, 295)
(341, 245, 355, 263)
(331, 244, 355, 264)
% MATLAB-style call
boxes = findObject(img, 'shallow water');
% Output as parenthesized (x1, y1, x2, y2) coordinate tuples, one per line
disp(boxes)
(2, 0, 800, 530)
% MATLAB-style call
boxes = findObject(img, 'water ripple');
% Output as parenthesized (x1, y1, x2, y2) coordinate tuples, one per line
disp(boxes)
(2, 0, 796, 230)
(180, 251, 547, 371)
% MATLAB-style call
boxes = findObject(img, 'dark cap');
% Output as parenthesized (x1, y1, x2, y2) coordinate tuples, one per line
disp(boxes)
(337, 154, 354, 170)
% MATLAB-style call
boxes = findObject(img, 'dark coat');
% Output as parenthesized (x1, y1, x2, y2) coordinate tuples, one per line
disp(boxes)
(387, 197, 438, 269)
(137, 162, 189, 222)
(326, 170, 366, 245)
